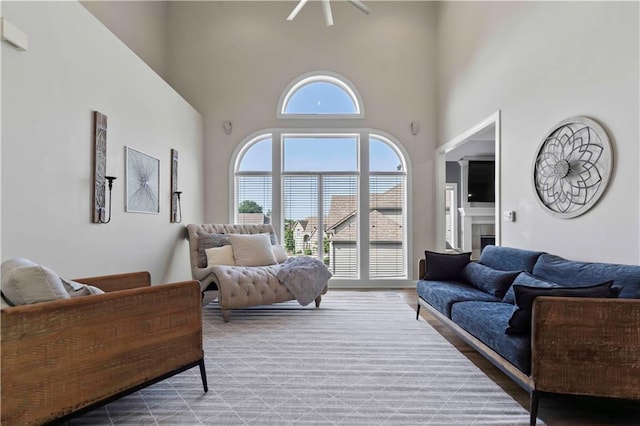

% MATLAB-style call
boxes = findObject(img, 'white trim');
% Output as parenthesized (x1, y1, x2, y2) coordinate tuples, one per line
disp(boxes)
(445, 183, 459, 249)
(436, 111, 501, 252)
(277, 71, 365, 119)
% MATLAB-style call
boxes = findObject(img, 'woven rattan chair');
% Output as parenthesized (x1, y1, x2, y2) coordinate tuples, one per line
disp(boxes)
(1, 271, 207, 425)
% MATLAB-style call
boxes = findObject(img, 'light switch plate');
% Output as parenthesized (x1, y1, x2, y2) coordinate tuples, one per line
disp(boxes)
(503, 211, 516, 222)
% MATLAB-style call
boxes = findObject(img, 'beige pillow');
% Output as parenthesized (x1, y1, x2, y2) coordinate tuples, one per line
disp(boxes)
(205, 245, 236, 266)
(272, 245, 288, 263)
(229, 233, 277, 267)
(1, 258, 70, 306)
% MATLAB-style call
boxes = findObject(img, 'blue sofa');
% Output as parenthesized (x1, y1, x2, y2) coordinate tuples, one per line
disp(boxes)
(416, 246, 640, 426)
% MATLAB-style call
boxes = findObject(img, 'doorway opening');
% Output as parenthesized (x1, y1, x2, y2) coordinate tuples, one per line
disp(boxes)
(436, 112, 501, 259)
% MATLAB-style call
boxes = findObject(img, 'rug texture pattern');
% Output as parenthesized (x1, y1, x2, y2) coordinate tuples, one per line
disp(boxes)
(69, 292, 540, 425)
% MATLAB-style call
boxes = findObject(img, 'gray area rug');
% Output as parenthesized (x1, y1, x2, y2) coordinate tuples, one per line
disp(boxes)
(70, 292, 541, 425)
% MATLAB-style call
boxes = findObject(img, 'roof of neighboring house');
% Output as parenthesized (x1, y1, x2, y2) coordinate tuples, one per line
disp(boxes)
(237, 213, 270, 224)
(326, 184, 403, 231)
(288, 184, 403, 242)
(295, 217, 318, 235)
(329, 210, 403, 242)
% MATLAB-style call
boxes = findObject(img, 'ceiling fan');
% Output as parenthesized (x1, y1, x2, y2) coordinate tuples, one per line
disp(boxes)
(287, 0, 371, 27)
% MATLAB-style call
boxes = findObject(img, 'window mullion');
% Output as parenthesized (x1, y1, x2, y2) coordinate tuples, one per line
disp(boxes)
(318, 174, 324, 261)
(359, 132, 369, 281)
(272, 132, 282, 241)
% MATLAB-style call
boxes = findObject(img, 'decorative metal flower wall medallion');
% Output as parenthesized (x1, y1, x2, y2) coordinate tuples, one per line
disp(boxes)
(532, 116, 613, 218)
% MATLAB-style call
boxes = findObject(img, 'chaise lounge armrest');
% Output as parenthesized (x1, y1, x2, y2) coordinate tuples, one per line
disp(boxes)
(531, 296, 640, 400)
(1, 276, 204, 425)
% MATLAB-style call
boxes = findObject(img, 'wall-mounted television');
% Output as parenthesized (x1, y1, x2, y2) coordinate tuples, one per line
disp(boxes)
(467, 160, 495, 202)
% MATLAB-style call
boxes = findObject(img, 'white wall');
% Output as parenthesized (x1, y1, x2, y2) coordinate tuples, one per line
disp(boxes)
(1, 1, 204, 283)
(80, 0, 169, 81)
(437, 1, 640, 264)
(165, 1, 438, 278)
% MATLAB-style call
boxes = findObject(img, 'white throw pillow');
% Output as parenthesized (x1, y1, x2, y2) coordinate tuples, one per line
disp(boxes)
(229, 233, 277, 267)
(205, 245, 236, 266)
(1, 257, 70, 305)
(272, 245, 288, 263)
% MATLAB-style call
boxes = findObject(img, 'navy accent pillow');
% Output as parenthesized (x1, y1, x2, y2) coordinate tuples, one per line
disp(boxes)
(424, 251, 471, 281)
(461, 262, 520, 299)
(502, 272, 560, 304)
(505, 281, 620, 335)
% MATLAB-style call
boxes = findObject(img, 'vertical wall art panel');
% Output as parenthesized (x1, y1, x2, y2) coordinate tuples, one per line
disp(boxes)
(92, 111, 107, 223)
(170, 149, 179, 222)
(125, 146, 160, 214)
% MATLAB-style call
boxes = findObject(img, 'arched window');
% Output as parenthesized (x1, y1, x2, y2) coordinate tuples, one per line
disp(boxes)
(278, 72, 364, 118)
(234, 73, 409, 286)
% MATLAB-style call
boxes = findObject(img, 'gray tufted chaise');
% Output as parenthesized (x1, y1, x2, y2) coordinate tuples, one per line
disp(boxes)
(186, 223, 326, 322)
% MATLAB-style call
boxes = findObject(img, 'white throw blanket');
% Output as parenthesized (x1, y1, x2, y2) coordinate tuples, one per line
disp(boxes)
(276, 256, 332, 306)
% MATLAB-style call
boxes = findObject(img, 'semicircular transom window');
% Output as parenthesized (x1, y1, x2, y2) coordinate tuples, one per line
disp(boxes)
(279, 73, 363, 117)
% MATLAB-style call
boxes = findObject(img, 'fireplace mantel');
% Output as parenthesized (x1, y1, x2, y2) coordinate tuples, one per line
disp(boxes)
(458, 206, 495, 258)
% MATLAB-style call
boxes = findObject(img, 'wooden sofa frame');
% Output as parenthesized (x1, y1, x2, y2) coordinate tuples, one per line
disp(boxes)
(1, 272, 207, 425)
(416, 259, 640, 426)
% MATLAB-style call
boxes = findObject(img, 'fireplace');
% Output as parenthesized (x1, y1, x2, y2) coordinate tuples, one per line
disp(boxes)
(480, 235, 495, 253)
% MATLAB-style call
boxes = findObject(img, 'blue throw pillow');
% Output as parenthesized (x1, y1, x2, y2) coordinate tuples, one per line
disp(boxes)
(505, 281, 620, 335)
(461, 262, 520, 299)
(502, 272, 560, 304)
(424, 251, 471, 281)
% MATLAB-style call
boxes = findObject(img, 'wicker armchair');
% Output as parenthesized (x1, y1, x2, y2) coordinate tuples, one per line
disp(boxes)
(0, 272, 207, 425)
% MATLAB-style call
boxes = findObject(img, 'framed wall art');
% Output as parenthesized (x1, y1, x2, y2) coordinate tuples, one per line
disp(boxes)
(125, 146, 160, 214)
(92, 111, 108, 223)
(170, 149, 180, 222)
(532, 116, 613, 219)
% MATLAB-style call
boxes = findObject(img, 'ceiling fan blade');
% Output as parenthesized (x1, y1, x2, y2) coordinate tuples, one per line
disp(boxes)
(347, 0, 371, 15)
(322, 0, 334, 27)
(287, 0, 309, 21)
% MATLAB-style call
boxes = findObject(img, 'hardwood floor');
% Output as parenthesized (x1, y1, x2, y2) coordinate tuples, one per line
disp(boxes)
(390, 289, 640, 426)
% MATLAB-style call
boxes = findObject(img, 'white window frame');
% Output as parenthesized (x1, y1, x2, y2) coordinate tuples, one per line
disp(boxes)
(230, 128, 412, 288)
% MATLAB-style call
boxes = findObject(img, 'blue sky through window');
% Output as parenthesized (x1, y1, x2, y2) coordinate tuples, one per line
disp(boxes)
(238, 137, 271, 171)
(284, 137, 357, 172)
(285, 81, 357, 114)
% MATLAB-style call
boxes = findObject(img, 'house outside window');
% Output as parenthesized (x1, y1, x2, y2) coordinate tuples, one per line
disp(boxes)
(233, 72, 410, 286)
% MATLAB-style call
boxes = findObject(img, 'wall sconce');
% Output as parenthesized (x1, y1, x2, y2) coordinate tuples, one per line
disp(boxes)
(173, 191, 183, 223)
(100, 176, 117, 223)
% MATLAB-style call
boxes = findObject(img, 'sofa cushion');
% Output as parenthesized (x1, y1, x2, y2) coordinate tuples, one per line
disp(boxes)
(416, 279, 500, 317)
(197, 232, 231, 267)
(502, 272, 560, 304)
(532, 253, 640, 299)
(229, 233, 277, 267)
(423, 251, 471, 281)
(451, 301, 531, 375)
(1, 258, 70, 306)
(506, 281, 620, 335)
(478, 246, 544, 273)
(461, 262, 519, 299)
